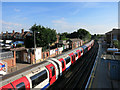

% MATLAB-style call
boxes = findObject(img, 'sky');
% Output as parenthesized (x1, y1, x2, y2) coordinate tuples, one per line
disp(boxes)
(1, 2, 118, 34)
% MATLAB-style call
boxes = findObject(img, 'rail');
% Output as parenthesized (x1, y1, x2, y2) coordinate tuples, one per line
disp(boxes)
(85, 41, 100, 88)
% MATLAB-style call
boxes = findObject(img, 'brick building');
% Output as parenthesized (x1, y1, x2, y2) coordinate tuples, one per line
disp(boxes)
(105, 28, 120, 47)
(0, 29, 32, 41)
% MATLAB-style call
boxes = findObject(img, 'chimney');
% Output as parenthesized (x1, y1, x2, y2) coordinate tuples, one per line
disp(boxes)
(13, 30, 15, 34)
(21, 29, 24, 34)
(1, 32, 3, 34)
(6, 31, 8, 34)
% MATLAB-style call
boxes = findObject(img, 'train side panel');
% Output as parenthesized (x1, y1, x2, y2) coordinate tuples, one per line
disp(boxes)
(58, 58, 66, 72)
(46, 63, 56, 85)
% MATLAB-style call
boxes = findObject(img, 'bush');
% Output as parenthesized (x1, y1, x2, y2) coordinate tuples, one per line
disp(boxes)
(113, 40, 120, 49)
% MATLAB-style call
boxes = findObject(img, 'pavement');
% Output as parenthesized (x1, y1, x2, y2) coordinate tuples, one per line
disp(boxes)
(90, 40, 120, 89)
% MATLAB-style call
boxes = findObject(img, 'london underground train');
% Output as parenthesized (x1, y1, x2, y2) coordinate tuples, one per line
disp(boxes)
(0, 40, 94, 90)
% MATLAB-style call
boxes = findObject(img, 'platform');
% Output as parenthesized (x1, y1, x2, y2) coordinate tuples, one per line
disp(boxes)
(90, 40, 120, 89)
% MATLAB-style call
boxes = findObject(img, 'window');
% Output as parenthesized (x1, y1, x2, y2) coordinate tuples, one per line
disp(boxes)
(50, 66, 55, 77)
(65, 57, 70, 64)
(75, 53, 78, 57)
(81, 50, 83, 53)
(61, 60, 65, 69)
(16, 82, 25, 90)
(8, 89, 12, 90)
(30, 70, 47, 88)
(113, 35, 117, 40)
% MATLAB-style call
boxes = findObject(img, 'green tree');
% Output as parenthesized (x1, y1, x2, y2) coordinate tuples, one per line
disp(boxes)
(59, 32, 69, 40)
(77, 28, 91, 41)
(25, 24, 57, 50)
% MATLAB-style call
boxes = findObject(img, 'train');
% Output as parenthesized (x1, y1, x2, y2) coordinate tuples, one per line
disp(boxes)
(0, 40, 94, 90)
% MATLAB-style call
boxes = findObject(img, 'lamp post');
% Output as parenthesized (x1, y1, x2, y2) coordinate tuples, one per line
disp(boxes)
(33, 31, 39, 64)
(110, 32, 113, 47)
(49, 43, 50, 57)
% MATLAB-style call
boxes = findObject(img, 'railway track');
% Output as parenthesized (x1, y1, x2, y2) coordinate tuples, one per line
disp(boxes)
(48, 41, 98, 89)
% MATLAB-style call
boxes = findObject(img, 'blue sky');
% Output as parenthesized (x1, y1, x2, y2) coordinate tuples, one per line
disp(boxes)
(2, 2, 118, 34)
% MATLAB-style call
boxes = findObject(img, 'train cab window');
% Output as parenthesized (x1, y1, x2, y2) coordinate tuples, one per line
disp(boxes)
(61, 60, 65, 69)
(65, 57, 70, 64)
(50, 66, 55, 77)
(30, 70, 47, 88)
(81, 50, 82, 53)
(16, 82, 25, 90)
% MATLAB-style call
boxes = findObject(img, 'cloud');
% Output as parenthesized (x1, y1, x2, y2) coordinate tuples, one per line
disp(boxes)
(52, 18, 117, 34)
(2, 20, 30, 32)
(52, 18, 81, 33)
(14, 8, 20, 12)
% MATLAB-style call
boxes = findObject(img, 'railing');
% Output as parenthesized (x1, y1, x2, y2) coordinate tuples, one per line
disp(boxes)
(0, 51, 13, 60)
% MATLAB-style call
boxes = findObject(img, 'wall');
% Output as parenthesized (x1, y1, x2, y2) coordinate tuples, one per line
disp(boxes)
(35, 47, 42, 61)
(2, 58, 15, 69)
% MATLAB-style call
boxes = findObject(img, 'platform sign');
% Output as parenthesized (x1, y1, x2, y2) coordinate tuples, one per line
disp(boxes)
(0, 61, 7, 75)
(0, 63, 5, 71)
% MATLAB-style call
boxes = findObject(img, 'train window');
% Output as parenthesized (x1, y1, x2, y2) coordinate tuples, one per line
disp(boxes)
(65, 57, 70, 64)
(30, 70, 47, 88)
(81, 50, 82, 53)
(8, 89, 12, 90)
(61, 60, 65, 69)
(16, 82, 25, 90)
(50, 66, 55, 77)
(75, 53, 78, 57)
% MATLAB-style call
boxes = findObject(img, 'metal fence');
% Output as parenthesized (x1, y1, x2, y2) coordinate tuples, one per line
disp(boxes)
(0, 51, 13, 60)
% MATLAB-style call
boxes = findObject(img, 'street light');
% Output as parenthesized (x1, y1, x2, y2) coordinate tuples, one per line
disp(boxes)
(49, 43, 50, 57)
(33, 31, 39, 64)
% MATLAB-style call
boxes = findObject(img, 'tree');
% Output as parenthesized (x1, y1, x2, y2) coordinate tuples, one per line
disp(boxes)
(77, 28, 91, 41)
(59, 32, 69, 40)
(25, 24, 57, 50)
(66, 28, 91, 41)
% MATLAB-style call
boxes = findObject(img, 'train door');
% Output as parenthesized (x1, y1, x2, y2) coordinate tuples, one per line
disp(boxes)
(59, 58, 66, 72)
(46, 64, 56, 85)
(76, 50, 80, 58)
(75, 52, 78, 60)
(69, 53, 76, 64)
(81, 48, 84, 56)
(11, 76, 30, 90)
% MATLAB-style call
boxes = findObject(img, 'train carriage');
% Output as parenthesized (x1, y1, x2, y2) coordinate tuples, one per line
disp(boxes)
(25, 62, 51, 89)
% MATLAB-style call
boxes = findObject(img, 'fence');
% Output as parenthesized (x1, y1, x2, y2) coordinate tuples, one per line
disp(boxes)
(0, 51, 13, 60)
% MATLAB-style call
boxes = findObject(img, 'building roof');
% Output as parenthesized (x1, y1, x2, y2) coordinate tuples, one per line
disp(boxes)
(67, 38, 81, 42)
